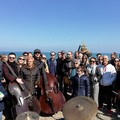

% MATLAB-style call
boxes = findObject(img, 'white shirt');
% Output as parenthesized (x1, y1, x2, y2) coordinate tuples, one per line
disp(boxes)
(100, 64, 117, 86)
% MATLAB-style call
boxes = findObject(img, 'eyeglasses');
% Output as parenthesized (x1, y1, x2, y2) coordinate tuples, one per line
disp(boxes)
(90, 61, 95, 63)
(74, 63, 78, 64)
(19, 58, 24, 60)
(115, 60, 119, 62)
(9, 57, 15, 59)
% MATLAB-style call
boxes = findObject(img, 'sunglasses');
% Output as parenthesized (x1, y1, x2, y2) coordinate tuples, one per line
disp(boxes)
(74, 63, 78, 64)
(51, 54, 55, 56)
(90, 61, 95, 63)
(9, 57, 15, 59)
(19, 58, 25, 60)
(35, 52, 40, 54)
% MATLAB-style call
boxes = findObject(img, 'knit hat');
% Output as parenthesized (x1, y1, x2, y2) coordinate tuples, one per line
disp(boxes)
(34, 49, 41, 54)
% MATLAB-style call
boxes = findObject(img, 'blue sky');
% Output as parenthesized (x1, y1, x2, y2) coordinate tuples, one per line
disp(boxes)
(0, 0, 120, 53)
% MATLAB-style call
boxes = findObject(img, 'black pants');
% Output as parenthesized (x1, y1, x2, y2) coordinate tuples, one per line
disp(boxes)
(116, 98, 120, 111)
(3, 96, 15, 120)
(99, 84, 112, 110)
(57, 76, 63, 92)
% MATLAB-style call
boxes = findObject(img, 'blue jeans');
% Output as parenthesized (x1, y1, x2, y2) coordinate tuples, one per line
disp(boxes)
(0, 111, 2, 120)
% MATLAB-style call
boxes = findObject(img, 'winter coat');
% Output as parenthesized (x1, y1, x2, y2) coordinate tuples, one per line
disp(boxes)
(87, 65, 102, 84)
(2, 62, 17, 83)
(47, 59, 57, 76)
(72, 74, 90, 97)
(20, 65, 40, 95)
(115, 70, 120, 91)
(62, 58, 74, 78)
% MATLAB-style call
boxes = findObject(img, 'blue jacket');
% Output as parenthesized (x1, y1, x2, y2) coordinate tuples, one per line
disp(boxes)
(72, 74, 90, 97)
(47, 59, 57, 76)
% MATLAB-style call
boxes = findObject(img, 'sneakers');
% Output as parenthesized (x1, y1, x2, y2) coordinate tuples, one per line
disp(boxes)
(106, 110, 112, 116)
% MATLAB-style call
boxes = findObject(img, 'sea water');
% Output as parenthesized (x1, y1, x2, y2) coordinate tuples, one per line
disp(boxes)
(0, 51, 119, 59)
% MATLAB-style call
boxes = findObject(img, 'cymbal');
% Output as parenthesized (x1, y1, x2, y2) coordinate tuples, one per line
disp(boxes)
(62, 96, 98, 120)
(16, 111, 39, 120)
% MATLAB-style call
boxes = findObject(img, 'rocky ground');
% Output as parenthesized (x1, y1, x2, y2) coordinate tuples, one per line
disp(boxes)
(2, 108, 120, 120)
(39, 108, 120, 120)
(2, 93, 120, 120)
(39, 109, 120, 120)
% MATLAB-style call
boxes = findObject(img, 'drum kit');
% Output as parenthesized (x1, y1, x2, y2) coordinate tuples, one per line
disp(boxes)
(16, 96, 97, 120)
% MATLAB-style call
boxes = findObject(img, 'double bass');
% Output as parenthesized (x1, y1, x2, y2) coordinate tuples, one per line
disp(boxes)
(4, 60, 41, 119)
(8, 82, 41, 114)
(39, 67, 66, 115)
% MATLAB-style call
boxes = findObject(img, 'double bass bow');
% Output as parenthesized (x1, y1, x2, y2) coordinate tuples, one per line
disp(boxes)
(39, 66, 66, 115)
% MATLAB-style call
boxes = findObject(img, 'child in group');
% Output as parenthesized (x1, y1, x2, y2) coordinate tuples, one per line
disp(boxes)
(72, 65, 90, 97)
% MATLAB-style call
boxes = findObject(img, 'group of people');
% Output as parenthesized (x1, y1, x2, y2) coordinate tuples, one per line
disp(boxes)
(0, 49, 43, 120)
(0, 49, 120, 119)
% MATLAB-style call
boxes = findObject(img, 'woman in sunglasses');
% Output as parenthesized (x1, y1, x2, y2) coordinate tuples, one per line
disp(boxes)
(87, 57, 102, 106)
(17, 56, 25, 77)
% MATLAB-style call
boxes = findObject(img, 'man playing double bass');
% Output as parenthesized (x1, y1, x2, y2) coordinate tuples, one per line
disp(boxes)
(2, 53, 41, 120)
(2, 52, 24, 120)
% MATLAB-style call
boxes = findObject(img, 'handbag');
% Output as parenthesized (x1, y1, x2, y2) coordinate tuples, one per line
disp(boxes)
(63, 76, 70, 85)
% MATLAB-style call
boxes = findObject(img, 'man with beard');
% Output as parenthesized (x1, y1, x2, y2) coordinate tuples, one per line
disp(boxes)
(62, 51, 74, 99)
(33, 49, 45, 74)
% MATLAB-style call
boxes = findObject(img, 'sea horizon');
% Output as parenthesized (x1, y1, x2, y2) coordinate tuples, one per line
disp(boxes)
(0, 51, 119, 59)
